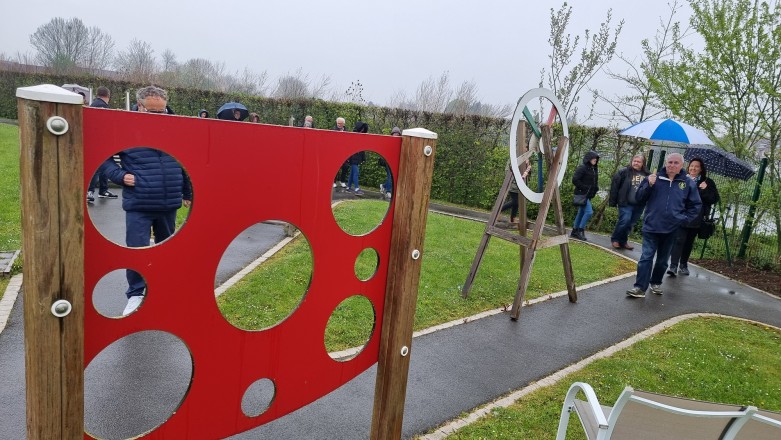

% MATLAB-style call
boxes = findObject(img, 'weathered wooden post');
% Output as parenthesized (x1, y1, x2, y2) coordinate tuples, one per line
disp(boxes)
(371, 128, 437, 439)
(17, 84, 85, 439)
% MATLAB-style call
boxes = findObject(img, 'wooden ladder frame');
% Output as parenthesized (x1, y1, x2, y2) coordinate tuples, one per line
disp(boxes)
(461, 124, 576, 320)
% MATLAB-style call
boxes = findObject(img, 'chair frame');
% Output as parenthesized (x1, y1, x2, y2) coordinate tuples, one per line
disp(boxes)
(556, 382, 781, 440)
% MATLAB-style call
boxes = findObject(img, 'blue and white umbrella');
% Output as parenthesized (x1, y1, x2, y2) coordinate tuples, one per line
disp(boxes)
(619, 118, 714, 145)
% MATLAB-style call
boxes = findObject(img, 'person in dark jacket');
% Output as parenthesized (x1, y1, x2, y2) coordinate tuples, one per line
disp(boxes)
(198, 109, 209, 118)
(333, 117, 349, 189)
(380, 126, 402, 199)
(87, 87, 118, 202)
(347, 121, 369, 195)
(608, 154, 649, 250)
(101, 85, 192, 316)
(626, 153, 702, 298)
(667, 157, 720, 276)
(571, 150, 600, 241)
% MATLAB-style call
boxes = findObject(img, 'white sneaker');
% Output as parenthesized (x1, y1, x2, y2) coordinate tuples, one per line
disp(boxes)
(122, 295, 144, 316)
(380, 184, 385, 193)
(340, 182, 347, 188)
(332, 182, 336, 188)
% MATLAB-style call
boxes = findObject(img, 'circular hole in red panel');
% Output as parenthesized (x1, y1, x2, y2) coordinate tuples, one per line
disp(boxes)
(324, 295, 376, 361)
(354, 248, 379, 281)
(84, 330, 192, 439)
(331, 150, 392, 236)
(241, 378, 276, 417)
(86, 148, 193, 248)
(92, 268, 149, 318)
(215, 221, 313, 331)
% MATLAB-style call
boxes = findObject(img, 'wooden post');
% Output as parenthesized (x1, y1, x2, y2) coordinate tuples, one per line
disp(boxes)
(510, 136, 569, 320)
(17, 85, 85, 439)
(371, 128, 437, 439)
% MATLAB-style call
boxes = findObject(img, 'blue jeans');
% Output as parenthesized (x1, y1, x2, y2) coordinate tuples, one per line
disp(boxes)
(347, 164, 360, 190)
(573, 199, 593, 229)
(383, 164, 393, 194)
(125, 209, 177, 298)
(611, 205, 644, 245)
(634, 229, 678, 291)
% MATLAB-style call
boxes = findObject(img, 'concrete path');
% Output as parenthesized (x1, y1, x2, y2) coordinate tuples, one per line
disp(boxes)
(1, 202, 779, 439)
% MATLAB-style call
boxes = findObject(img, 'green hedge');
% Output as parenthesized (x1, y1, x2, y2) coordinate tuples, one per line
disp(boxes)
(0, 70, 624, 215)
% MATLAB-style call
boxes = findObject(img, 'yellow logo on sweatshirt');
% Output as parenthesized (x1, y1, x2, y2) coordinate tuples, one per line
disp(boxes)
(679, 182, 686, 190)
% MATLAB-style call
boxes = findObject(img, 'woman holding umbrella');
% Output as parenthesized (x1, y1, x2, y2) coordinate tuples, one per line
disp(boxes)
(667, 157, 720, 276)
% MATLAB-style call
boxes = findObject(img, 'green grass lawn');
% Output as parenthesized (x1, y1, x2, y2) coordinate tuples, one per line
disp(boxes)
(217, 200, 636, 350)
(444, 316, 781, 439)
(0, 124, 21, 253)
(0, 124, 21, 301)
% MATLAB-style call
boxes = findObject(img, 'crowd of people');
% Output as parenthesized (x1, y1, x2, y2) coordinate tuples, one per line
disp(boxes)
(86, 83, 723, 307)
(567, 150, 720, 299)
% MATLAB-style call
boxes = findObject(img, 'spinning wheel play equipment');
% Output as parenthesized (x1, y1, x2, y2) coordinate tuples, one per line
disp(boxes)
(462, 88, 577, 321)
(16, 84, 436, 439)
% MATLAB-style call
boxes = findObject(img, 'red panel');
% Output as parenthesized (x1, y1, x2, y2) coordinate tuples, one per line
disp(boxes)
(82, 108, 401, 439)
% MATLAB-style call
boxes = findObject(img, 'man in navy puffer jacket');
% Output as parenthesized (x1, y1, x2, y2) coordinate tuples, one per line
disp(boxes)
(102, 86, 192, 315)
(626, 153, 701, 298)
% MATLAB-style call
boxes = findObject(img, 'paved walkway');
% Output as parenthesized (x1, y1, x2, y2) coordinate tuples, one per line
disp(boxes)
(1, 201, 779, 439)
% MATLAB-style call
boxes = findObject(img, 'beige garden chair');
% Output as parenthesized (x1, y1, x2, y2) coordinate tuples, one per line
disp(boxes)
(556, 381, 781, 440)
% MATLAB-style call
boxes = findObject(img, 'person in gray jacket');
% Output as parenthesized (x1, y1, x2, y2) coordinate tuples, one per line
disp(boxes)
(608, 154, 649, 250)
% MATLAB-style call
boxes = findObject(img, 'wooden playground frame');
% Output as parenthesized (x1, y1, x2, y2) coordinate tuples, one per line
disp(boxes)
(17, 84, 436, 439)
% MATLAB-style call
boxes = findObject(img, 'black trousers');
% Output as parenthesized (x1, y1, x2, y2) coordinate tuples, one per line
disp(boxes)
(669, 227, 699, 268)
(501, 191, 519, 220)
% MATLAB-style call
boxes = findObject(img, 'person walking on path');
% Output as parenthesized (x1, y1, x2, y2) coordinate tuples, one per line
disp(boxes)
(668, 157, 720, 276)
(379, 126, 401, 199)
(346, 121, 369, 195)
(626, 153, 701, 298)
(87, 86, 118, 202)
(333, 117, 349, 190)
(608, 154, 649, 250)
(571, 150, 600, 241)
(101, 85, 193, 315)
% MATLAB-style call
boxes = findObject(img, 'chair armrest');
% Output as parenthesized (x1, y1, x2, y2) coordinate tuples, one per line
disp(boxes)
(556, 382, 617, 440)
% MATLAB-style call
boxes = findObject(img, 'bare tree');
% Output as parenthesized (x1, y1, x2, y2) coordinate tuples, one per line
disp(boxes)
(414, 72, 452, 112)
(541, 2, 624, 122)
(595, 0, 688, 125)
(272, 68, 330, 99)
(387, 89, 416, 110)
(344, 79, 366, 104)
(223, 68, 270, 95)
(114, 39, 157, 83)
(29, 17, 114, 74)
(160, 49, 178, 72)
(80, 26, 115, 72)
(176, 58, 218, 90)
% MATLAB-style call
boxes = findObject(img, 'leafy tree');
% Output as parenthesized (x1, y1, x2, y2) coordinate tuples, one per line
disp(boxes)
(597, 0, 689, 125)
(651, 0, 781, 258)
(541, 2, 624, 122)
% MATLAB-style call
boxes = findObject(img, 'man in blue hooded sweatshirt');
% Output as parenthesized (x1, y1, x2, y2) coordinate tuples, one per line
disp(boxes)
(626, 153, 701, 298)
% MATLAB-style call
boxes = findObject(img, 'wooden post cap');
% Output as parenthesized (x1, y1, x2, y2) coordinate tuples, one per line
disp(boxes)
(16, 84, 84, 104)
(401, 128, 438, 139)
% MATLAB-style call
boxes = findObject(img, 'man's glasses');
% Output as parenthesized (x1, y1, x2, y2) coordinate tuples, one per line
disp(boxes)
(140, 103, 167, 114)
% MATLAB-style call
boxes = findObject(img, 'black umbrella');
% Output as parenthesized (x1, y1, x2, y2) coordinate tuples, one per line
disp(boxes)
(217, 102, 249, 121)
(684, 144, 755, 181)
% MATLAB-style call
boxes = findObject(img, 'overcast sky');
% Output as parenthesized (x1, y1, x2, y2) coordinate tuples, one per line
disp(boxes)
(2, 0, 694, 124)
